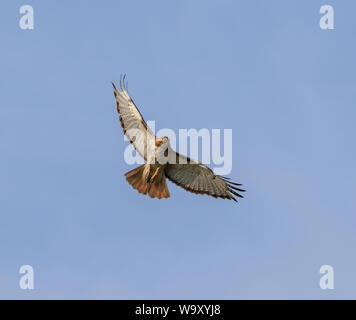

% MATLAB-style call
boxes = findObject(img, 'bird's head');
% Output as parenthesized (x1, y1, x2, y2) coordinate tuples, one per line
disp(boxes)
(155, 136, 169, 147)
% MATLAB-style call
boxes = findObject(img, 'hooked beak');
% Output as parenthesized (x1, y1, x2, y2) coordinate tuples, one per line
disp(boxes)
(155, 138, 163, 147)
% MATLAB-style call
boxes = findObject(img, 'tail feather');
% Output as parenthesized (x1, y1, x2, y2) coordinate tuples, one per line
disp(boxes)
(159, 174, 170, 199)
(125, 165, 149, 195)
(148, 168, 170, 199)
(148, 182, 160, 199)
(125, 165, 170, 199)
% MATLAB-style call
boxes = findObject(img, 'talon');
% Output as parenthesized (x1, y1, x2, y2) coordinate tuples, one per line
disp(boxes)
(150, 167, 160, 182)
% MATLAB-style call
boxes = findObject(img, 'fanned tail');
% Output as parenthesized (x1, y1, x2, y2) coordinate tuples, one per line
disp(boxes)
(125, 165, 170, 199)
(125, 165, 150, 195)
(148, 168, 170, 199)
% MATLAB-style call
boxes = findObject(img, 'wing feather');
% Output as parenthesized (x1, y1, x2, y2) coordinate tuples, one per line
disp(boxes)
(112, 79, 156, 161)
(164, 154, 245, 202)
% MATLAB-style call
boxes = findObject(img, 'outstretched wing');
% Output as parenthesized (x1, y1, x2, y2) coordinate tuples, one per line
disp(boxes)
(164, 156, 245, 202)
(112, 76, 156, 161)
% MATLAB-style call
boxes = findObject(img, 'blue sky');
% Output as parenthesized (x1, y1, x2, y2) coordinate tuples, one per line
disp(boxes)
(1, 0, 355, 299)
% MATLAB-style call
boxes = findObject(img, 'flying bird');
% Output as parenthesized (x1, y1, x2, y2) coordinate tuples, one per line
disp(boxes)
(112, 76, 245, 202)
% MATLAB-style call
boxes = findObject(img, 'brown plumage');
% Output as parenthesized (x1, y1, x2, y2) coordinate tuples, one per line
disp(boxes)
(113, 76, 245, 202)
(125, 164, 170, 199)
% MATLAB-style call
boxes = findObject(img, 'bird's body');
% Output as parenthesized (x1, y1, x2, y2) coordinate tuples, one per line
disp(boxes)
(112, 76, 245, 202)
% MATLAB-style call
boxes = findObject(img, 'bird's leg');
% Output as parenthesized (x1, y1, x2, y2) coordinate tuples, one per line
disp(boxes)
(143, 164, 152, 183)
(148, 166, 161, 183)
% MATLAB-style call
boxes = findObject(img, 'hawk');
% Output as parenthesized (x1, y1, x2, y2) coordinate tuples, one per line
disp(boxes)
(112, 76, 245, 202)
